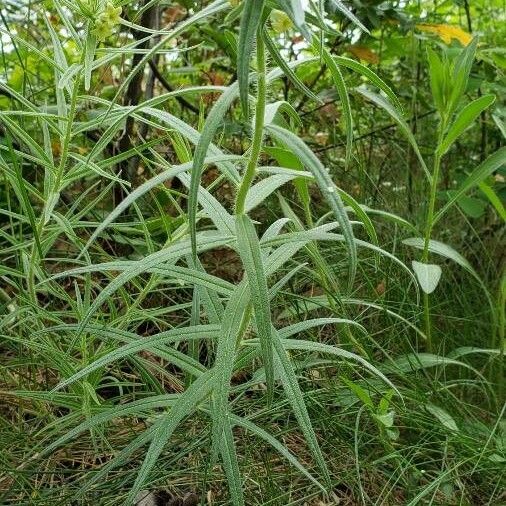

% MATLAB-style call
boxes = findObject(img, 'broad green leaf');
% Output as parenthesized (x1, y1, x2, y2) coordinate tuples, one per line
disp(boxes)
(438, 94, 496, 155)
(374, 411, 395, 428)
(434, 147, 506, 223)
(341, 377, 374, 409)
(425, 403, 459, 432)
(427, 47, 447, 116)
(403, 238, 478, 280)
(412, 261, 442, 294)
(456, 195, 487, 218)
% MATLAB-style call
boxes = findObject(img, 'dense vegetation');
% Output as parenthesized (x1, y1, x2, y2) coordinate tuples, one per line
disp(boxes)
(0, 0, 505, 504)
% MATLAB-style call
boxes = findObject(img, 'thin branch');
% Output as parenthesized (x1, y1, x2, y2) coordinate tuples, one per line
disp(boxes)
(148, 60, 199, 113)
(313, 109, 436, 153)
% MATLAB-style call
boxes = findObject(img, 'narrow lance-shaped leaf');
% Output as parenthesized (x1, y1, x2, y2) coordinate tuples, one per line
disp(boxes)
(219, 417, 245, 506)
(355, 87, 431, 182)
(125, 371, 215, 504)
(83, 24, 97, 91)
(271, 329, 331, 487)
(101, 0, 231, 117)
(265, 124, 357, 288)
(52, 325, 219, 391)
(238, 0, 265, 117)
(211, 281, 251, 465)
(262, 27, 321, 104)
(190, 84, 240, 260)
(275, 0, 311, 40)
(447, 37, 478, 118)
(230, 413, 325, 491)
(235, 215, 275, 401)
(315, 36, 354, 167)
(328, 0, 370, 33)
(478, 180, 506, 221)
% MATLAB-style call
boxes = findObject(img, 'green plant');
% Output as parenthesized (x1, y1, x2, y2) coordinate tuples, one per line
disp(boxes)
(1, 1, 505, 505)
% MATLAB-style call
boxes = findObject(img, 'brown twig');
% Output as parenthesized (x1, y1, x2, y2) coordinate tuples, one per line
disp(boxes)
(148, 60, 199, 113)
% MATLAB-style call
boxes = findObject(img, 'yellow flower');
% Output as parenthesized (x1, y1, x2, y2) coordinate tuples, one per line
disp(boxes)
(416, 24, 472, 46)
(93, 2, 122, 42)
(93, 20, 111, 41)
(103, 2, 122, 24)
(270, 9, 293, 33)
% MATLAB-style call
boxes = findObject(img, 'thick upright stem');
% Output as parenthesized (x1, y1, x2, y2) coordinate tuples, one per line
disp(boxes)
(235, 33, 266, 215)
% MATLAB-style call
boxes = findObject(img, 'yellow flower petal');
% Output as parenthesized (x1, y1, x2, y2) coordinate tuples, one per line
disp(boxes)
(416, 24, 472, 46)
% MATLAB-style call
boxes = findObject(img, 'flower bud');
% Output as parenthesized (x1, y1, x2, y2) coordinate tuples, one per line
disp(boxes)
(270, 9, 292, 33)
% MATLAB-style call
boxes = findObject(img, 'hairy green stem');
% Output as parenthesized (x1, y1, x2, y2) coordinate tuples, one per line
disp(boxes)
(235, 32, 266, 215)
